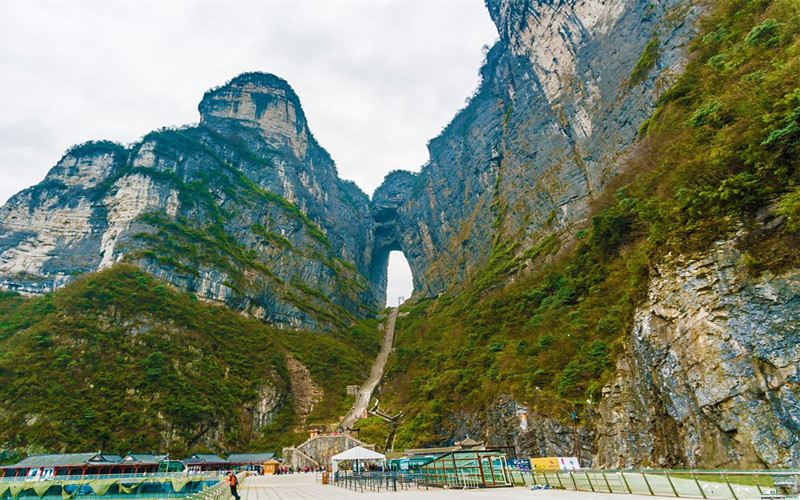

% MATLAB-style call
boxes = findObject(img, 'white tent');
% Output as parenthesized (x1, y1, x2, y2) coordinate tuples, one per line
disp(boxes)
(330, 446, 386, 473)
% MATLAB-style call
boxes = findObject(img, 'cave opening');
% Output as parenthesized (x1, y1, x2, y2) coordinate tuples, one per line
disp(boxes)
(386, 250, 413, 307)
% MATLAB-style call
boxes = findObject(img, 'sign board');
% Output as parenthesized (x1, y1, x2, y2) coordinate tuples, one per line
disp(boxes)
(530, 457, 560, 470)
(558, 457, 580, 470)
(508, 458, 531, 470)
(529, 457, 581, 470)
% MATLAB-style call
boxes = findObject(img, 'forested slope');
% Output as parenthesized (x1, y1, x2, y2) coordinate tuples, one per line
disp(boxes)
(377, 0, 800, 468)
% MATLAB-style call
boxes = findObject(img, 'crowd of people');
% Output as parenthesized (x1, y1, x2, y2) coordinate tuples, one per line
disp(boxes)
(272, 465, 325, 475)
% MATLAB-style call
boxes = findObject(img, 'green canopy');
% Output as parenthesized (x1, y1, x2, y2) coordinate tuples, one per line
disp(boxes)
(88, 479, 117, 496)
(31, 481, 53, 497)
(170, 477, 192, 493)
(9, 483, 25, 499)
(119, 478, 145, 494)
(60, 484, 78, 500)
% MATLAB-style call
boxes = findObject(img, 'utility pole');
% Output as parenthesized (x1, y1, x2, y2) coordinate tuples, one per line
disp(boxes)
(571, 407, 582, 466)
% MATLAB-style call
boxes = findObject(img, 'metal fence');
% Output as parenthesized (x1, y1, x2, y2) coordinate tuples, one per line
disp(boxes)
(0, 473, 201, 483)
(511, 469, 800, 500)
(0, 472, 237, 500)
(331, 471, 415, 492)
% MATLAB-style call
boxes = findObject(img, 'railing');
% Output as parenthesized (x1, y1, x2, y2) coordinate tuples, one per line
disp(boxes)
(512, 469, 800, 500)
(414, 471, 483, 489)
(184, 472, 244, 500)
(331, 471, 414, 492)
(0, 473, 200, 483)
(0, 472, 235, 500)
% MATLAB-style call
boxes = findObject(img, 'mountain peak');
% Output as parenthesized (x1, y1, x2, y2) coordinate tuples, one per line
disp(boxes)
(198, 72, 310, 158)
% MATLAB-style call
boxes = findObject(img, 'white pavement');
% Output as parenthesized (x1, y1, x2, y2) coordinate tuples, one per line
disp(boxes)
(339, 308, 398, 430)
(240, 474, 659, 500)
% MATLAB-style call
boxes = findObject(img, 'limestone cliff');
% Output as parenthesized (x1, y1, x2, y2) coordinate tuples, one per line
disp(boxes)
(374, 0, 700, 296)
(376, 0, 800, 469)
(0, 73, 378, 331)
(595, 237, 800, 468)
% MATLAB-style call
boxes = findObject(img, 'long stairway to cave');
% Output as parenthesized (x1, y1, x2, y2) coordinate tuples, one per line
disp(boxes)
(338, 307, 398, 431)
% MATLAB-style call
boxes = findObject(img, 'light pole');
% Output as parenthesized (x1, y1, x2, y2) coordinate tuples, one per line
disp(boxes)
(570, 407, 582, 466)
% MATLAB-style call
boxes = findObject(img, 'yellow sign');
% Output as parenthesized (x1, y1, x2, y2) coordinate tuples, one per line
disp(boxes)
(529, 457, 560, 470)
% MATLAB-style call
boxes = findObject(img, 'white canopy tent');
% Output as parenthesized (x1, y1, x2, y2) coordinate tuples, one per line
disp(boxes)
(330, 446, 386, 473)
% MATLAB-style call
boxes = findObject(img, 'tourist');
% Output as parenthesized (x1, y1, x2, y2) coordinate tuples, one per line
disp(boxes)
(226, 472, 240, 500)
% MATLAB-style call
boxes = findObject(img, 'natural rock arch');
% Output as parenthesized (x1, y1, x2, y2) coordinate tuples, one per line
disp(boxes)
(368, 170, 418, 305)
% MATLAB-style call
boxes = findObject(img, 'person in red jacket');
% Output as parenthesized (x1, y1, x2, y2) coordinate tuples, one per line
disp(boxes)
(226, 472, 241, 500)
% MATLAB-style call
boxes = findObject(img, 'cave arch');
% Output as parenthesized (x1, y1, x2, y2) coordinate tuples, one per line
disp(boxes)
(369, 170, 418, 307)
(386, 251, 413, 306)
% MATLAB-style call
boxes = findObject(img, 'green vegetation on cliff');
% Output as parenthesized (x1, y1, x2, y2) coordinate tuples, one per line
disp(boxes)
(120, 126, 368, 330)
(0, 265, 379, 457)
(381, 0, 800, 449)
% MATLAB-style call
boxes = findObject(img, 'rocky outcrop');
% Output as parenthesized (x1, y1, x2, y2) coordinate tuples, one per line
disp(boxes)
(371, 0, 800, 471)
(438, 234, 800, 469)
(374, 0, 701, 297)
(595, 238, 800, 468)
(0, 0, 704, 321)
(486, 397, 595, 466)
(436, 395, 595, 465)
(0, 73, 378, 331)
(369, 171, 418, 297)
(285, 354, 323, 426)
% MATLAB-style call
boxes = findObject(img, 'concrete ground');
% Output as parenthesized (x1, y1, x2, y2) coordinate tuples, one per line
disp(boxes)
(240, 474, 659, 500)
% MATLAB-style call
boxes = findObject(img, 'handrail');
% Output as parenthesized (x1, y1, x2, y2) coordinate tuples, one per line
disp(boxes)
(0, 472, 240, 500)
(331, 470, 412, 492)
(520, 468, 800, 500)
(0, 472, 210, 482)
(185, 472, 245, 500)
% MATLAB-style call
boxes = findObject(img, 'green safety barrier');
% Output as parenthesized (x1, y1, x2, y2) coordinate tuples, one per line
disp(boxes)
(521, 468, 800, 500)
(118, 479, 145, 495)
(0, 476, 217, 500)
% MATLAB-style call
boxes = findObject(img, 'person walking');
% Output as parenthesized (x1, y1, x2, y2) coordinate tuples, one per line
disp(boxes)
(226, 472, 241, 500)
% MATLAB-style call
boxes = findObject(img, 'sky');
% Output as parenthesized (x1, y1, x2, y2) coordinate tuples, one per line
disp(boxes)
(0, 0, 498, 306)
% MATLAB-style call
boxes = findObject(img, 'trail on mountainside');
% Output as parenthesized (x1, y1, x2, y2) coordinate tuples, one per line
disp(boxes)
(338, 308, 398, 430)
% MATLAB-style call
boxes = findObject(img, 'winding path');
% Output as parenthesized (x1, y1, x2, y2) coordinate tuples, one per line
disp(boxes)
(339, 307, 398, 430)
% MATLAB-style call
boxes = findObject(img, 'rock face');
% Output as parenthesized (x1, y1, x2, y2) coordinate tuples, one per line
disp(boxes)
(374, 0, 700, 296)
(0, 73, 378, 331)
(371, 0, 800, 469)
(447, 395, 596, 466)
(595, 239, 800, 468)
(0, 0, 702, 320)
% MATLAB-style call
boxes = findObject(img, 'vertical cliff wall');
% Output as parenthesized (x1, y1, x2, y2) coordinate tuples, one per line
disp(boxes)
(374, 0, 800, 469)
(374, 0, 700, 297)
(595, 238, 800, 468)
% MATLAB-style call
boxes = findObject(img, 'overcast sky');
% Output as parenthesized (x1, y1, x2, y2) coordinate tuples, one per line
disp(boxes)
(0, 0, 498, 306)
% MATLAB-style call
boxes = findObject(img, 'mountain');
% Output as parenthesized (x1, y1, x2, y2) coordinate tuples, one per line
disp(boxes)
(374, 0, 800, 469)
(2, 0, 800, 469)
(0, 265, 380, 457)
(0, 73, 378, 332)
(374, 0, 700, 297)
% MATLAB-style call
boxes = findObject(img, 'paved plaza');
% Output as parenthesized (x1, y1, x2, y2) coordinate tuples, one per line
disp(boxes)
(239, 474, 658, 500)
